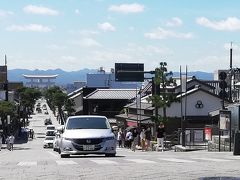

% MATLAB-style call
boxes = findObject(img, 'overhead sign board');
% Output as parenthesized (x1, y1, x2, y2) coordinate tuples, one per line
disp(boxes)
(115, 63, 144, 82)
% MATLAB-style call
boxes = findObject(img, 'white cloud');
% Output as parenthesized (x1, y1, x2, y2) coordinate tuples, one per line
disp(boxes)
(71, 38, 102, 47)
(23, 5, 59, 16)
(78, 30, 99, 36)
(98, 22, 116, 32)
(190, 55, 229, 72)
(166, 17, 183, 27)
(109, 3, 144, 14)
(6, 24, 52, 32)
(196, 17, 240, 31)
(75, 9, 80, 14)
(47, 44, 66, 50)
(0, 10, 14, 17)
(61, 56, 77, 62)
(145, 27, 193, 39)
(128, 26, 135, 31)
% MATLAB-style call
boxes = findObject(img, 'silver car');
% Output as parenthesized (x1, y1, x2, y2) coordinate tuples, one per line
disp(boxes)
(59, 115, 116, 158)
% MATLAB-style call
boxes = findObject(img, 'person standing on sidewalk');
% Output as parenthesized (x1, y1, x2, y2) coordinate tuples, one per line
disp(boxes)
(145, 127, 151, 151)
(0, 133, 2, 151)
(156, 122, 165, 152)
(131, 128, 138, 152)
(117, 128, 123, 148)
(140, 128, 146, 151)
(9, 134, 15, 151)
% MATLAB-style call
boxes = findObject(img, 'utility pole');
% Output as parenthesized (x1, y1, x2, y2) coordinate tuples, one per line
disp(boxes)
(229, 42, 233, 102)
(4, 55, 8, 101)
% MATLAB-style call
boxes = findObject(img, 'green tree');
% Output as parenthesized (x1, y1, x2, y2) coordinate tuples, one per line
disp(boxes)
(0, 101, 17, 136)
(17, 87, 42, 126)
(65, 99, 75, 116)
(44, 86, 75, 124)
(147, 62, 177, 124)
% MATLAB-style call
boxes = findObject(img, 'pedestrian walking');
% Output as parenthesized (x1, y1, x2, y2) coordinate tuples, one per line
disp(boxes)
(156, 122, 165, 152)
(0, 133, 2, 151)
(140, 128, 146, 151)
(117, 128, 123, 148)
(131, 129, 138, 152)
(145, 127, 151, 151)
(9, 134, 15, 151)
(125, 130, 133, 149)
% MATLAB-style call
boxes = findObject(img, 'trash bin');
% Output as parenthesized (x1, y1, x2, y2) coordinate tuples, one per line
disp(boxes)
(233, 132, 240, 155)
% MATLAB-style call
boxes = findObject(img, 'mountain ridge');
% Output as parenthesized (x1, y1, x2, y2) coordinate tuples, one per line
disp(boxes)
(8, 68, 214, 85)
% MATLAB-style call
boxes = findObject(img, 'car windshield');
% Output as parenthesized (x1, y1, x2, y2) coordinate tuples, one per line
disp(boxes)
(47, 127, 55, 130)
(66, 117, 110, 130)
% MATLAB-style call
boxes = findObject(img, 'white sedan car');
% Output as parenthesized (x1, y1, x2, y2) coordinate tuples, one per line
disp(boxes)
(43, 136, 55, 148)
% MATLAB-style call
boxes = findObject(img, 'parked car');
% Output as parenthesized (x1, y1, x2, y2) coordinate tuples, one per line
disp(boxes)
(59, 115, 116, 158)
(46, 125, 55, 131)
(43, 136, 54, 148)
(46, 130, 55, 136)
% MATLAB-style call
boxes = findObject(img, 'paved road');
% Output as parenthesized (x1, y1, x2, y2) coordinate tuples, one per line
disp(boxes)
(0, 100, 240, 180)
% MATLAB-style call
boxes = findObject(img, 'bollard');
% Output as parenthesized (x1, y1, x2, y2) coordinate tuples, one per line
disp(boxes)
(233, 132, 240, 155)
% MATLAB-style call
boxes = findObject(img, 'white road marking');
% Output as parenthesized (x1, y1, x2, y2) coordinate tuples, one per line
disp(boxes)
(17, 161, 37, 166)
(158, 158, 195, 163)
(56, 160, 78, 165)
(192, 157, 233, 162)
(90, 159, 118, 165)
(47, 151, 59, 158)
(125, 159, 157, 164)
(0, 152, 9, 157)
(224, 156, 240, 160)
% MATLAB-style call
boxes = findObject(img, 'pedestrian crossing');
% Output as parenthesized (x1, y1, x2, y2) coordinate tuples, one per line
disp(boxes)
(0, 156, 237, 167)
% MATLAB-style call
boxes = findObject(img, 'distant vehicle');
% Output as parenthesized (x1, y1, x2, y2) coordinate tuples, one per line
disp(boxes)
(46, 130, 55, 136)
(44, 118, 52, 125)
(46, 125, 55, 131)
(59, 115, 116, 158)
(43, 136, 54, 148)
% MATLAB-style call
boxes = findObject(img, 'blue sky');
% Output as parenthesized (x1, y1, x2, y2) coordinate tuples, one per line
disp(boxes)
(1, 0, 240, 72)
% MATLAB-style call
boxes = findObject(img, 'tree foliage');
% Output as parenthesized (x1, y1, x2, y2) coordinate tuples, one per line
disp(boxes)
(147, 62, 177, 124)
(43, 86, 75, 124)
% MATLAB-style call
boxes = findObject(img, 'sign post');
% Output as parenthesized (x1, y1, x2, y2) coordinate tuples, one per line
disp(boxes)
(219, 110, 231, 151)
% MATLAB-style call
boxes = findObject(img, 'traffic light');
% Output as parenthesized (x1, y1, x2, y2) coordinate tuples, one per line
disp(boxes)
(219, 72, 227, 99)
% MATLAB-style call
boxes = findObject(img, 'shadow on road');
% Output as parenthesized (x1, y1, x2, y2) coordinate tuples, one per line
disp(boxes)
(13, 147, 31, 151)
(66, 155, 125, 159)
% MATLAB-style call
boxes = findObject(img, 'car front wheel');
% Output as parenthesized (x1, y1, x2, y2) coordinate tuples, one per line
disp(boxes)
(60, 154, 70, 158)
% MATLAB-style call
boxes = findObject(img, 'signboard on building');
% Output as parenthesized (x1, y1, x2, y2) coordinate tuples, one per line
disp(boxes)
(219, 110, 231, 130)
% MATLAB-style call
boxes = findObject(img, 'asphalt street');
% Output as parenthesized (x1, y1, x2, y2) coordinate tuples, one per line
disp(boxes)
(0, 100, 240, 180)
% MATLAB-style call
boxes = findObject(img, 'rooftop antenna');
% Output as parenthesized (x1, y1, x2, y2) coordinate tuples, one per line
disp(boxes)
(4, 54, 7, 66)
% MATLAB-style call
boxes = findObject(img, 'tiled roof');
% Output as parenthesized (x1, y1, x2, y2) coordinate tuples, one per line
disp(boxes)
(125, 102, 154, 110)
(84, 89, 138, 100)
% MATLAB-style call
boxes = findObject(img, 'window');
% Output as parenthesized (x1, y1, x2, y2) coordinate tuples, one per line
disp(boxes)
(66, 117, 110, 129)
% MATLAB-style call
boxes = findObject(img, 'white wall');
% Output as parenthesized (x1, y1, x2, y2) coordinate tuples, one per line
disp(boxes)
(158, 90, 222, 117)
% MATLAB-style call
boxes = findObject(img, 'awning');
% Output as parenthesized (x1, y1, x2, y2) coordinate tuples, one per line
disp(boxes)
(127, 121, 138, 127)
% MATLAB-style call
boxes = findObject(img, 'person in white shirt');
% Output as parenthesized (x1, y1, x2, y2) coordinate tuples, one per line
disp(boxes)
(9, 134, 15, 151)
(125, 130, 133, 148)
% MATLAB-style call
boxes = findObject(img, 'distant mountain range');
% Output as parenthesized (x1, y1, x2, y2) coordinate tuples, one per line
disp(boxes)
(8, 68, 214, 85)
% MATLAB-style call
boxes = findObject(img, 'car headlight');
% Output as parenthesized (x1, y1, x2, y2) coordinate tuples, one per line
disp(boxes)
(103, 136, 115, 141)
(63, 137, 72, 141)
